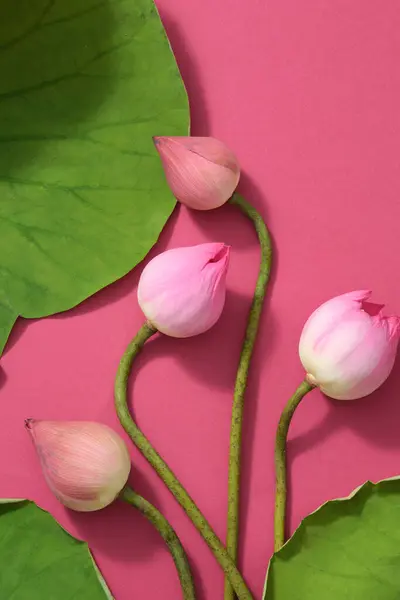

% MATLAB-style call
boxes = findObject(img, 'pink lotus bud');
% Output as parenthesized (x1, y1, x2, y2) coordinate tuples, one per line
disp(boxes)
(153, 136, 240, 210)
(138, 243, 230, 338)
(26, 419, 131, 512)
(299, 291, 400, 400)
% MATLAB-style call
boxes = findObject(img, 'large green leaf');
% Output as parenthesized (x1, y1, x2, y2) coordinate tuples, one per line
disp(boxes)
(0, 499, 112, 598)
(0, 0, 188, 354)
(264, 477, 400, 600)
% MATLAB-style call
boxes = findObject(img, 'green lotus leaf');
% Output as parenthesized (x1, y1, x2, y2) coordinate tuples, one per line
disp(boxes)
(0, 0, 188, 354)
(264, 477, 400, 600)
(0, 499, 113, 598)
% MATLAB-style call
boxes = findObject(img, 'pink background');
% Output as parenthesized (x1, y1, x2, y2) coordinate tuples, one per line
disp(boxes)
(2, 0, 400, 598)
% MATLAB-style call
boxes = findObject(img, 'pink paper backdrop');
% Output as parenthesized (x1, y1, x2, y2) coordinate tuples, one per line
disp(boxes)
(2, 1, 400, 598)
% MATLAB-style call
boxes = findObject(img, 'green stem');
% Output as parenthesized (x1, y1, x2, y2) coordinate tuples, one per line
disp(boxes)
(114, 323, 254, 600)
(274, 379, 314, 552)
(121, 486, 196, 600)
(224, 193, 272, 600)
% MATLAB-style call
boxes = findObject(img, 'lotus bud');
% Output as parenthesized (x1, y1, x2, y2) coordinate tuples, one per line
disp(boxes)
(138, 243, 230, 338)
(153, 136, 240, 210)
(299, 290, 400, 400)
(26, 419, 131, 511)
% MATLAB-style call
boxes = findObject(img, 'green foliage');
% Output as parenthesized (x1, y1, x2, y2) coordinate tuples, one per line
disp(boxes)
(264, 478, 400, 600)
(0, 499, 113, 599)
(0, 0, 188, 353)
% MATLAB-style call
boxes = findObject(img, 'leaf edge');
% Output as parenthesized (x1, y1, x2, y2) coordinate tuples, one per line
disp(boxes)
(262, 474, 400, 600)
(0, 498, 114, 599)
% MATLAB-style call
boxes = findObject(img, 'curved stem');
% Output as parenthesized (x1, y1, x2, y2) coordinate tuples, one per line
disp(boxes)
(274, 379, 314, 552)
(114, 323, 254, 600)
(224, 193, 272, 600)
(121, 486, 196, 600)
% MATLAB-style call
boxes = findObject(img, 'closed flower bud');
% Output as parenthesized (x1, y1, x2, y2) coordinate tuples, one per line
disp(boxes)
(138, 243, 230, 338)
(153, 136, 240, 210)
(299, 290, 400, 400)
(26, 419, 131, 512)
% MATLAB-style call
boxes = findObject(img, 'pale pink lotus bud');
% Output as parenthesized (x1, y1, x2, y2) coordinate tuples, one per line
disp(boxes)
(26, 419, 131, 512)
(138, 243, 230, 338)
(153, 136, 240, 210)
(299, 291, 400, 400)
